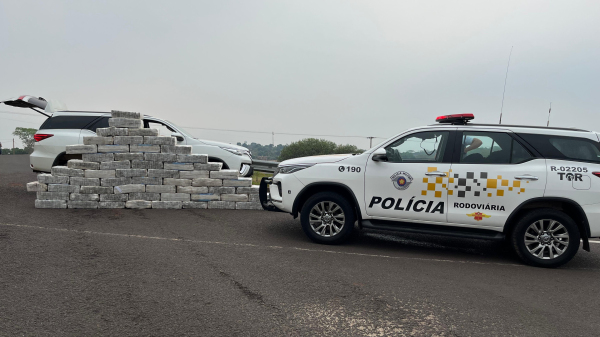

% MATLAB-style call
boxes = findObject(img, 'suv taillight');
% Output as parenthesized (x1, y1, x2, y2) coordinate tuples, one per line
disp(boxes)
(592, 172, 600, 178)
(34, 134, 53, 142)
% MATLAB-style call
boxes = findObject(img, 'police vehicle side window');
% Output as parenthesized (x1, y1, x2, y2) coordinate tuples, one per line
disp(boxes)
(385, 131, 449, 163)
(460, 132, 532, 164)
(519, 133, 600, 163)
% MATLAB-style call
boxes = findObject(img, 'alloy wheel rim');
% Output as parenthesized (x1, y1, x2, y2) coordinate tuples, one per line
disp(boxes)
(524, 219, 570, 260)
(309, 201, 345, 237)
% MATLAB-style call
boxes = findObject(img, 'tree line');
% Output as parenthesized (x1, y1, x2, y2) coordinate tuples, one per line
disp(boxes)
(238, 138, 364, 161)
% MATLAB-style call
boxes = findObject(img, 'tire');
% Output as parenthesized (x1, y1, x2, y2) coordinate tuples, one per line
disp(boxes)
(300, 192, 355, 245)
(510, 208, 580, 268)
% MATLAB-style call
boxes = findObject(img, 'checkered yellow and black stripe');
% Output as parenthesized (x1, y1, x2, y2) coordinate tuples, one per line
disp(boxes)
(422, 167, 528, 198)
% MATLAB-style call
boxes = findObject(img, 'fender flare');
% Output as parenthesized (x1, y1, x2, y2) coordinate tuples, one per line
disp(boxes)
(505, 197, 591, 251)
(291, 182, 362, 221)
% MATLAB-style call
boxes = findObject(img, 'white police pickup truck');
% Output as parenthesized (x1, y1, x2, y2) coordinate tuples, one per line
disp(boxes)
(259, 114, 600, 268)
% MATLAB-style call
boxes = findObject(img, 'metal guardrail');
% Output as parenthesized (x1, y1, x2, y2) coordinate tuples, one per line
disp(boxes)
(252, 159, 279, 173)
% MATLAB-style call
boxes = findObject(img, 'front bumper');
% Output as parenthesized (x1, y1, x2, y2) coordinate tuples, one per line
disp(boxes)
(259, 177, 286, 212)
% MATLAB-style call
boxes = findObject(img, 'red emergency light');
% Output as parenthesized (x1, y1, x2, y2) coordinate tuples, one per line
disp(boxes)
(435, 114, 475, 124)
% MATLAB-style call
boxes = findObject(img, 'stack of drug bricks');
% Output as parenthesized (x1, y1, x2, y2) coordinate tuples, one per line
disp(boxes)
(26, 110, 261, 210)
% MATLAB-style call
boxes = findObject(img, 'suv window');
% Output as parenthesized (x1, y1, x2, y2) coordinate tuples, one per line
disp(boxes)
(39, 116, 98, 130)
(460, 132, 532, 164)
(385, 131, 449, 163)
(85, 117, 109, 132)
(519, 133, 600, 163)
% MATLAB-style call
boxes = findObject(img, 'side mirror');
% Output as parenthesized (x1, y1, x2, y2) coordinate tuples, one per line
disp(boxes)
(371, 148, 388, 162)
(171, 133, 184, 142)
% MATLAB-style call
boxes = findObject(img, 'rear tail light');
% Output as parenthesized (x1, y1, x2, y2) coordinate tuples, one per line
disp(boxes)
(34, 134, 53, 142)
(592, 172, 600, 178)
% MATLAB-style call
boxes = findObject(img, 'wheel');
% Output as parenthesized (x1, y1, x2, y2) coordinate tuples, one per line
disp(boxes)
(510, 208, 580, 268)
(300, 192, 355, 244)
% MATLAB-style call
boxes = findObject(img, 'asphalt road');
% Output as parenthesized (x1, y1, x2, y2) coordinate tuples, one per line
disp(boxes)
(1, 155, 600, 336)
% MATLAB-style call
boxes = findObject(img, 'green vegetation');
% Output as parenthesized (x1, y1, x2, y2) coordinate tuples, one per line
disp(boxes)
(1, 148, 30, 155)
(278, 138, 363, 162)
(237, 142, 284, 160)
(12, 127, 38, 154)
(252, 171, 272, 185)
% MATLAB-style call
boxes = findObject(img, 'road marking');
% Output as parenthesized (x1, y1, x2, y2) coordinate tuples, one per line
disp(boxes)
(1, 223, 598, 270)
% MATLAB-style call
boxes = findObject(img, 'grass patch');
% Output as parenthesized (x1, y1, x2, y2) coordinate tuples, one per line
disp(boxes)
(252, 171, 273, 185)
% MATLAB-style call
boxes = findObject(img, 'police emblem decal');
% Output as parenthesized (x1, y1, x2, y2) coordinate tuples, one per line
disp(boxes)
(391, 171, 413, 190)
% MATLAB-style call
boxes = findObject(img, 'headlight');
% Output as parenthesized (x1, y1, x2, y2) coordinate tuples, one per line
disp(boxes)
(276, 164, 315, 175)
(221, 147, 243, 156)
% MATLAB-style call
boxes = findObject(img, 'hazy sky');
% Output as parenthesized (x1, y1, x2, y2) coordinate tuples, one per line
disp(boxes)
(1, 0, 599, 149)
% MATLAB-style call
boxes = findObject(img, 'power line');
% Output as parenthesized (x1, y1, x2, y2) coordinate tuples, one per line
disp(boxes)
(0, 116, 41, 125)
(0, 110, 42, 117)
(184, 125, 387, 139)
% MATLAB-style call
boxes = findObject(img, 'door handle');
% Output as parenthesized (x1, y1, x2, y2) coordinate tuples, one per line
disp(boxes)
(425, 171, 447, 177)
(515, 175, 538, 181)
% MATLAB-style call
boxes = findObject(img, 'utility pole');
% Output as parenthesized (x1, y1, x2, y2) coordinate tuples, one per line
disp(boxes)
(546, 102, 552, 127)
(367, 137, 375, 148)
(13, 138, 15, 155)
(499, 46, 513, 124)
(272, 132, 274, 146)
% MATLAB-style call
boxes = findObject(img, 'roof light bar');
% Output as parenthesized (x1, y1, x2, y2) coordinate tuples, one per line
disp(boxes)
(435, 114, 475, 124)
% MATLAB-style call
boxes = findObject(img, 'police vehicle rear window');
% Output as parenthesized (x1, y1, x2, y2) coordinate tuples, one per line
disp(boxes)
(519, 133, 600, 163)
(39, 116, 98, 130)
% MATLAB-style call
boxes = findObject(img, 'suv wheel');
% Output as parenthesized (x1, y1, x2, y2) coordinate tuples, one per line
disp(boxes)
(511, 209, 580, 268)
(300, 192, 355, 245)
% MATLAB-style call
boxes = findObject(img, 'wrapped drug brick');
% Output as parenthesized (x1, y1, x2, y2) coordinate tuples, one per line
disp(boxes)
(100, 161, 131, 170)
(161, 193, 191, 202)
(191, 178, 222, 187)
(131, 177, 162, 185)
(98, 145, 129, 153)
(222, 178, 252, 187)
(210, 170, 239, 179)
(113, 136, 143, 145)
(111, 110, 142, 119)
(85, 170, 116, 179)
(68, 201, 99, 209)
(177, 154, 207, 163)
(179, 170, 209, 179)
(114, 153, 144, 161)
(220, 194, 249, 202)
(129, 128, 159, 136)
(194, 162, 223, 171)
(131, 160, 163, 169)
(27, 181, 47, 192)
(143, 136, 176, 146)
(101, 177, 132, 187)
(146, 185, 176, 193)
(37, 192, 69, 200)
(82, 153, 114, 162)
(96, 127, 128, 137)
(164, 162, 194, 171)
(163, 178, 191, 186)
(51, 166, 84, 177)
(83, 137, 113, 145)
(177, 186, 208, 194)
(70, 193, 99, 201)
(191, 193, 220, 202)
(66, 144, 97, 154)
(130, 144, 161, 153)
(126, 200, 152, 209)
(100, 194, 129, 202)
(114, 184, 145, 194)
(67, 160, 99, 170)
(35, 200, 67, 209)
(69, 177, 100, 186)
(109, 118, 143, 129)
(161, 145, 192, 154)
(129, 192, 161, 201)
(47, 184, 80, 193)
(37, 174, 69, 185)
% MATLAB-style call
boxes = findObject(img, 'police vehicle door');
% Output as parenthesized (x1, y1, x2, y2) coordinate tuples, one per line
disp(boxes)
(365, 130, 454, 223)
(447, 131, 546, 228)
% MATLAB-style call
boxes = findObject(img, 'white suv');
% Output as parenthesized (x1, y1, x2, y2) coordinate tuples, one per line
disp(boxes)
(2, 96, 253, 176)
(260, 114, 600, 267)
